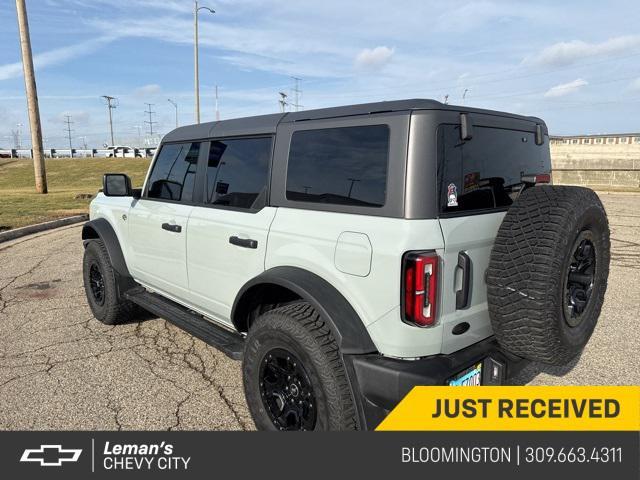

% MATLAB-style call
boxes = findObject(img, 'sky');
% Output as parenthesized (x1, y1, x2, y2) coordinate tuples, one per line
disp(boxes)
(0, 0, 639, 148)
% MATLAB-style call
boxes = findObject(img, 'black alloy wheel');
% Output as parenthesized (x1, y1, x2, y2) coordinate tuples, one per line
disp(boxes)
(259, 348, 317, 431)
(564, 231, 596, 326)
(88, 262, 106, 306)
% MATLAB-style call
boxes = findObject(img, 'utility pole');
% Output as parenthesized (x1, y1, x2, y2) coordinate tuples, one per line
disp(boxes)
(64, 115, 74, 156)
(15, 123, 23, 149)
(144, 103, 157, 137)
(78, 136, 87, 150)
(291, 76, 302, 111)
(194, 0, 215, 123)
(278, 92, 288, 112)
(167, 98, 178, 128)
(15, 0, 47, 193)
(214, 85, 220, 121)
(132, 125, 142, 146)
(101, 95, 117, 145)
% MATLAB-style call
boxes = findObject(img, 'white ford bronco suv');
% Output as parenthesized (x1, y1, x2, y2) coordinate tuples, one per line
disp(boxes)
(82, 99, 610, 431)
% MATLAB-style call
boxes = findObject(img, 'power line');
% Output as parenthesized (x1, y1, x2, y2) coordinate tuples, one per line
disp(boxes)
(101, 95, 118, 145)
(144, 103, 157, 136)
(291, 76, 303, 111)
(64, 115, 74, 154)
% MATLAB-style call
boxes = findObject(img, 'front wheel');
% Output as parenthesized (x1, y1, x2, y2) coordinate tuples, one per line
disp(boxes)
(243, 302, 357, 431)
(82, 240, 135, 325)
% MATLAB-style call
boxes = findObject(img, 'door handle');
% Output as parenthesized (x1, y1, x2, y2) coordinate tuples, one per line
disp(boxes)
(456, 251, 472, 310)
(229, 236, 258, 249)
(161, 222, 182, 233)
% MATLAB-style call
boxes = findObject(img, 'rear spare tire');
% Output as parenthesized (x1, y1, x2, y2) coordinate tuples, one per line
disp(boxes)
(486, 185, 610, 365)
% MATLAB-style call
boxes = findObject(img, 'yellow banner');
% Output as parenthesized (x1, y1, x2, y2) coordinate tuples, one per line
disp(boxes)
(376, 386, 640, 431)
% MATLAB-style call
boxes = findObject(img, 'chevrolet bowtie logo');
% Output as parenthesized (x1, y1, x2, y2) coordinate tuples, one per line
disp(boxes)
(20, 445, 82, 467)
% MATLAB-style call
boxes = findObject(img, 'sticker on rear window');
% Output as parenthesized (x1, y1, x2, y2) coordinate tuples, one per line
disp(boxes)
(447, 183, 458, 207)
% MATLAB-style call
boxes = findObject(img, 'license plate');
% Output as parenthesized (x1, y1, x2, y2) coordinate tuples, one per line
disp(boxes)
(448, 362, 482, 386)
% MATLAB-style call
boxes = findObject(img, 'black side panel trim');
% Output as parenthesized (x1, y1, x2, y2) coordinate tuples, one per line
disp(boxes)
(232, 266, 377, 355)
(82, 218, 131, 278)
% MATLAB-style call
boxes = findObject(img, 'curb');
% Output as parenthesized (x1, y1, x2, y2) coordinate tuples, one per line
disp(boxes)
(0, 214, 88, 244)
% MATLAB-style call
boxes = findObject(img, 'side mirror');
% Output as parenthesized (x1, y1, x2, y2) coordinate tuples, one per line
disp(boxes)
(103, 173, 132, 196)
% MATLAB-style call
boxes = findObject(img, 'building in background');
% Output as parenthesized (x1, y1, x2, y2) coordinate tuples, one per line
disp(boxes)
(551, 133, 640, 191)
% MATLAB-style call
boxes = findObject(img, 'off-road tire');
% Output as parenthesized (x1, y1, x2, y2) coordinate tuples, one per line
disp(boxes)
(486, 185, 610, 365)
(82, 239, 135, 325)
(243, 302, 357, 431)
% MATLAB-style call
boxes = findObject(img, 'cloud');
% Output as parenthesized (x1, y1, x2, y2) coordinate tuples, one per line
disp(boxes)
(525, 35, 640, 67)
(0, 37, 114, 81)
(354, 46, 395, 70)
(544, 78, 588, 98)
(50, 110, 91, 124)
(134, 84, 162, 97)
(629, 78, 640, 92)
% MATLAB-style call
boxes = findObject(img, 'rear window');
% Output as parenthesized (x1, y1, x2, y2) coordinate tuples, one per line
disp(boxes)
(437, 125, 550, 214)
(286, 125, 389, 208)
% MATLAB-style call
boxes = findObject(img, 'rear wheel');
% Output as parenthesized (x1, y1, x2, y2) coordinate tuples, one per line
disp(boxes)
(243, 302, 357, 431)
(82, 240, 135, 325)
(486, 186, 610, 365)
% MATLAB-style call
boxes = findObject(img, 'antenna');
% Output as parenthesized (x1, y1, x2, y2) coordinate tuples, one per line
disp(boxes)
(144, 103, 157, 136)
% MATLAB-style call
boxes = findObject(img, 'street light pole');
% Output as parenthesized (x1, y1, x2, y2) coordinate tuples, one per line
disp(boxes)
(168, 98, 178, 128)
(15, 0, 47, 193)
(194, 0, 214, 124)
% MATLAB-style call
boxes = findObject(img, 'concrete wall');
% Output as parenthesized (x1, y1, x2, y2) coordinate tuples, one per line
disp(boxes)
(551, 143, 640, 190)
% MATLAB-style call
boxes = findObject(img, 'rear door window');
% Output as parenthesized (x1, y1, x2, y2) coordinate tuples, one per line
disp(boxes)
(205, 137, 272, 210)
(437, 125, 550, 214)
(146, 142, 200, 202)
(286, 125, 389, 207)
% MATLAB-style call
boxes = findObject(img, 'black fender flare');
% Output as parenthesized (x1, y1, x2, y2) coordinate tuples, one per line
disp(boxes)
(231, 266, 377, 355)
(82, 218, 136, 292)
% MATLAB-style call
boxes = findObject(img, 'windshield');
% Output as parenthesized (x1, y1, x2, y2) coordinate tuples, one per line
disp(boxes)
(437, 124, 551, 215)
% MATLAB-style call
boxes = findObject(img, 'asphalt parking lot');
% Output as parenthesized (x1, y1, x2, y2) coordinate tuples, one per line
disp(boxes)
(0, 193, 638, 430)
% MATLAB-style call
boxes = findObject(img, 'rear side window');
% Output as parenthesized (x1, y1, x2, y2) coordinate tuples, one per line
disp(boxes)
(147, 142, 200, 202)
(286, 125, 389, 207)
(437, 125, 550, 214)
(205, 137, 271, 210)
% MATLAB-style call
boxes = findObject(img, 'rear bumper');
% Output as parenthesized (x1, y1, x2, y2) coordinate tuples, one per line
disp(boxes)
(345, 336, 528, 429)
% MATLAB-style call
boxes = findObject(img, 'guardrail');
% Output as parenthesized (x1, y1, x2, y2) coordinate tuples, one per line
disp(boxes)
(0, 148, 156, 158)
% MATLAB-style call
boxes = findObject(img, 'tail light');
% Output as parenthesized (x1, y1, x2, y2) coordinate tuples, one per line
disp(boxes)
(402, 252, 439, 327)
(521, 173, 551, 184)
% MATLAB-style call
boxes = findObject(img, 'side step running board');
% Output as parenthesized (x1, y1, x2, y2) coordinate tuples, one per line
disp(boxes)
(124, 288, 244, 360)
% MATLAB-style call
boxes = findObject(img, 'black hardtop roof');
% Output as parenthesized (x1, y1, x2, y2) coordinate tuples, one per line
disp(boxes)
(162, 98, 545, 142)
